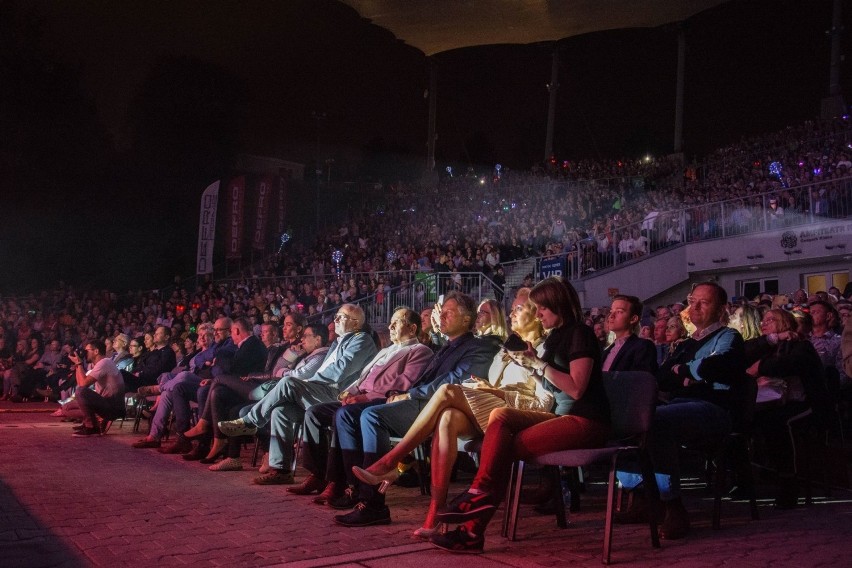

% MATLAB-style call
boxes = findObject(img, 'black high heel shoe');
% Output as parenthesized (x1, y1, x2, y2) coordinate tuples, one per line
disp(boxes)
(199, 448, 226, 464)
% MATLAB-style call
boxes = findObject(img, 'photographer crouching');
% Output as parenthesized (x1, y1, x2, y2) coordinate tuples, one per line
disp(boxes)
(67, 340, 125, 437)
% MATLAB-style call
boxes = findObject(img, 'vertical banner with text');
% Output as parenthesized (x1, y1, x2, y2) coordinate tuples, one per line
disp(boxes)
(195, 180, 220, 275)
(226, 176, 245, 260)
(252, 175, 273, 250)
(276, 175, 287, 234)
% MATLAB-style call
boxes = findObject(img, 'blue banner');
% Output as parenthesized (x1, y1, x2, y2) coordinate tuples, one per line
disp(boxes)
(537, 255, 566, 280)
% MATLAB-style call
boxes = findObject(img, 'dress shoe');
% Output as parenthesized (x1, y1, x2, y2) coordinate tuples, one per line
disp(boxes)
(333, 502, 391, 527)
(158, 436, 193, 455)
(287, 474, 328, 495)
(218, 418, 258, 437)
(313, 482, 339, 505)
(72, 426, 101, 437)
(182, 444, 208, 461)
(253, 470, 295, 485)
(658, 498, 690, 540)
(208, 457, 243, 472)
(199, 449, 226, 465)
(327, 487, 358, 510)
(132, 438, 161, 449)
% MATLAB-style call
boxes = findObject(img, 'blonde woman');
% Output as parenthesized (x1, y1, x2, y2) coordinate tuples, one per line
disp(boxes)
(353, 288, 553, 538)
(475, 299, 509, 344)
(728, 304, 762, 341)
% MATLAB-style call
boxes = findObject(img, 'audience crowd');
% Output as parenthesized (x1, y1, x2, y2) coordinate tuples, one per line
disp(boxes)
(2, 115, 852, 554)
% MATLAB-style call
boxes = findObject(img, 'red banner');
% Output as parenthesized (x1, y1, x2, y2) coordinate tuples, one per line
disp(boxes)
(276, 175, 287, 234)
(252, 175, 273, 250)
(226, 176, 245, 260)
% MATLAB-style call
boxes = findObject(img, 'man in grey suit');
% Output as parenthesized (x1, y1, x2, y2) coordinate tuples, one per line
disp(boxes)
(288, 307, 434, 498)
(218, 304, 377, 484)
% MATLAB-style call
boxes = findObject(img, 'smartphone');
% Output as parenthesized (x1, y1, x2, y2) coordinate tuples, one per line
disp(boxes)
(503, 334, 527, 352)
(438, 294, 444, 305)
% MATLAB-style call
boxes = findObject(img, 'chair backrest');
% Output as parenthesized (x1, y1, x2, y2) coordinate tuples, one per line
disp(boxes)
(602, 371, 658, 441)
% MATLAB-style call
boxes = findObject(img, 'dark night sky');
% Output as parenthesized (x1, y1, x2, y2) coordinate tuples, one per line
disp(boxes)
(2, 0, 850, 292)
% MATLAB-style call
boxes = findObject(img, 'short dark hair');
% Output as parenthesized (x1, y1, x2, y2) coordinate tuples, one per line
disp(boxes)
(613, 294, 643, 319)
(306, 323, 328, 346)
(692, 281, 727, 306)
(233, 316, 253, 334)
(87, 339, 106, 356)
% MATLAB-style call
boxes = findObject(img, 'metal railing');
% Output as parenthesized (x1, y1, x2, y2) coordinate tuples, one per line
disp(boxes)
(499, 177, 852, 281)
(307, 272, 504, 329)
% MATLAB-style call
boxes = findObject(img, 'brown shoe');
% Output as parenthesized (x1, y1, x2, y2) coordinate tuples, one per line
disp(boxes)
(287, 474, 328, 495)
(313, 482, 340, 505)
(132, 437, 161, 449)
(158, 436, 193, 455)
(253, 469, 295, 485)
(659, 498, 690, 540)
(182, 443, 207, 461)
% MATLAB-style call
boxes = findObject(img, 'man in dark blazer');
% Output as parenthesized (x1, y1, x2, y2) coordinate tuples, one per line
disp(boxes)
(334, 291, 499, 527)
(214, 304, 378, 480)
(601, 295, 658, 374)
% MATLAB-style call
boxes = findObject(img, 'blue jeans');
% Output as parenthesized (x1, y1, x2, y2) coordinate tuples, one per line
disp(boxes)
(617, 398, 731, 500)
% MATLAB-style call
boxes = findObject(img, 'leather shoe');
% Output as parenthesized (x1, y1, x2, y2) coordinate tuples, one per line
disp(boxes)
(182, 443, 208, 461)
(333, 502, 391, 527)
(132, 438, 161, 449)
(313, 482, 339, 505)
(327, 487, 358, 510)
(158, 436, 193, 455)
(658, 498, 690, 540)
(253, 470, 295, 485)
(287, 474, 328, 495)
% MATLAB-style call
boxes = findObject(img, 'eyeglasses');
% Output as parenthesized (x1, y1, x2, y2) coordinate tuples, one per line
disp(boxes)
(334, 314, 353, 322)
(213, 327, 229, 332)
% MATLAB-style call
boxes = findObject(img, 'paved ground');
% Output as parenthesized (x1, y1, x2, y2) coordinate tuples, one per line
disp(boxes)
(2, 401, 851, 568)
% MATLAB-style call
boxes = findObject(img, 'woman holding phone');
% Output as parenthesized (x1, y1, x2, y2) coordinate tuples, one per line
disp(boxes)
(429, 277, 609, 553)
(353, 287, 554, 538)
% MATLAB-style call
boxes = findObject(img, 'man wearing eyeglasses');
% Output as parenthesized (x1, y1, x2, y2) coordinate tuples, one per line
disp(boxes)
(217, 304, 377, 484)
(287, 307, 433, 499)
(617, 282, 747, 540)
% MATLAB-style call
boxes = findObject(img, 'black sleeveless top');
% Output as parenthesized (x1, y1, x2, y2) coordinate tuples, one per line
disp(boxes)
(541, 322, 610, 423)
